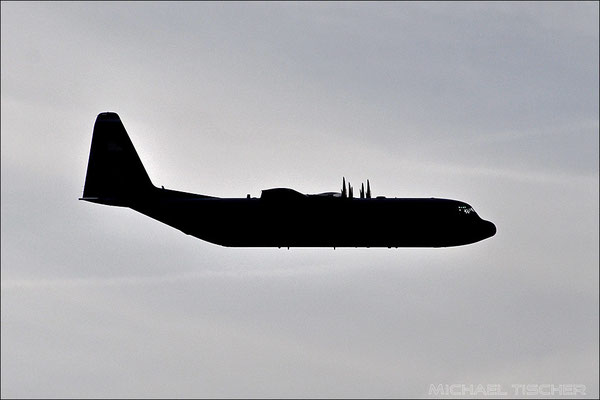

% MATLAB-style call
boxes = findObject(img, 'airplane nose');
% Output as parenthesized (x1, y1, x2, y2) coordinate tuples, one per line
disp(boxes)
(484, 220, 496, 239)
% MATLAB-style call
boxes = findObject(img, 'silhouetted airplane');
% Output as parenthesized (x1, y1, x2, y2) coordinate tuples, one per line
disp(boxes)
(80, 112, 496, 247)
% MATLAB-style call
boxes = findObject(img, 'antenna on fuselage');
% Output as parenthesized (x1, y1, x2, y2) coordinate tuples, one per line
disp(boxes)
(366, 179, 371, 199)
(342, 177, 347, 198)
(360, 183, 365, 199)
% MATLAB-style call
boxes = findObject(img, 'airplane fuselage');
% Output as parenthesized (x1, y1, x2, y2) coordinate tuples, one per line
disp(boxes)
(106, 188, 497, 248)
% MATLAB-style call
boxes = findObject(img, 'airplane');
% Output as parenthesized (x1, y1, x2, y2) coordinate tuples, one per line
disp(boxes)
(80, 112, 496, 248)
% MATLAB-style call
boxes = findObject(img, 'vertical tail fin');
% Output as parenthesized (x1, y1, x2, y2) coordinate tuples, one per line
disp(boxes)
(80, 112, 155, 206)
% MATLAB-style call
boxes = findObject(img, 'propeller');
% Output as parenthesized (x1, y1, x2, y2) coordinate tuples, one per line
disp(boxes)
(342, 177, 371, 199)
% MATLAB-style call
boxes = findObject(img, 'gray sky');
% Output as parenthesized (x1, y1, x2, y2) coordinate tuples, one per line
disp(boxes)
(1, 2, 598, 398)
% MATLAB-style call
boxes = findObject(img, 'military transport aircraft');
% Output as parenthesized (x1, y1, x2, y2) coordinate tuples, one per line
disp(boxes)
(80, 112, 496, 247)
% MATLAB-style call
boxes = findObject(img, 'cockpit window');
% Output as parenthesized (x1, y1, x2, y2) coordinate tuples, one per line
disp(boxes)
(458, 205, 477, 215)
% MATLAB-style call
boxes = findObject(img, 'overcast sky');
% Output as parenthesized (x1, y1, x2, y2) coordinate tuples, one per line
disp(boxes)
(1, 2, 598, 398)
